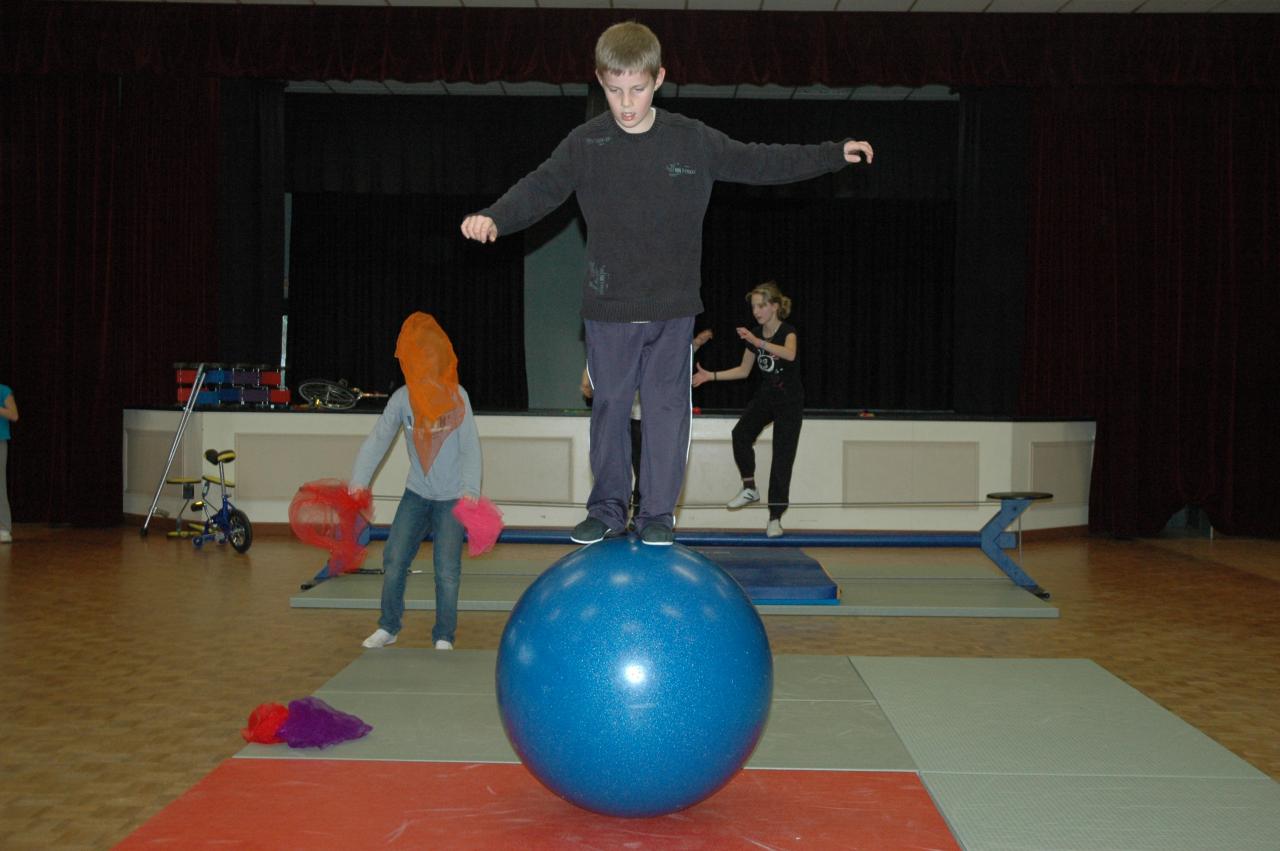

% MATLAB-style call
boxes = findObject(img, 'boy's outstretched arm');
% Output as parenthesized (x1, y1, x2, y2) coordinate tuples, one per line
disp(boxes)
(844, 140, 874, 164)
(460, 214, 498, 243)
(461, 134, 577, 244)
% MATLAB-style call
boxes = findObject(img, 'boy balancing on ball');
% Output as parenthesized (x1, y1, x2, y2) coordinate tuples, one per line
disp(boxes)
(461, 21, 873, 546)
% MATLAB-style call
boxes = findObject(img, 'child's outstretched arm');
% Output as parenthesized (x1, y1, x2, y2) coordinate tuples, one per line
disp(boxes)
(692, 348, 755, 387)
(462, 134, 577, 243)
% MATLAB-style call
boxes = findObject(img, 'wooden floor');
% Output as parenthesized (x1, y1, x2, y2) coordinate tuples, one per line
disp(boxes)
(1, 524, 1277, 849)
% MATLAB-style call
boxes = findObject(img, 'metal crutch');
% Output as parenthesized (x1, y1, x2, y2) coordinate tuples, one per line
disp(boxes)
(140, 363, 207, 537)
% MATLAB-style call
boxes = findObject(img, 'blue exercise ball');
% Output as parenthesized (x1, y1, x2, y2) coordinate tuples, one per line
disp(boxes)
(496, 537, 773, 818)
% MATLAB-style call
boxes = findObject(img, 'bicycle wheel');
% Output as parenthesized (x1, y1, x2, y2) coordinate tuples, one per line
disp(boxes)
(297, 379, 358, 410)
(228, 509, 253, 553)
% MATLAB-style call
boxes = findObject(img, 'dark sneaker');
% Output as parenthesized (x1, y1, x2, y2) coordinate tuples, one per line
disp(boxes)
(570, 516, 621, 545)
(639, 523, 674, 546)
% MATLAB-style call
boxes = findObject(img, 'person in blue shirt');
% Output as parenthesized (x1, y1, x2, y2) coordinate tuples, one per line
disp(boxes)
(350, 314, 482, 651)
(0, 382, 16, 543)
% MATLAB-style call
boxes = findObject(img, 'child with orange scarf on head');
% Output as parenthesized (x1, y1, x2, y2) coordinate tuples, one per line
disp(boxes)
(351, 313, 485, 651)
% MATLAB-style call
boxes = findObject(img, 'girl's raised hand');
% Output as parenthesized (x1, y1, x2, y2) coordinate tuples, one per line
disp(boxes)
(691, 362, 714, 388)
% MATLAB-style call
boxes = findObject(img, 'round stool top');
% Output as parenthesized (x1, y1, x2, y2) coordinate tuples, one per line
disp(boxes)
(987, 491, 1053, 501)
(165, 477, 201, 485)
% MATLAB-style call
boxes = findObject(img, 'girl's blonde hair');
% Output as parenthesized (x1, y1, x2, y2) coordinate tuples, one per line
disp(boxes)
(746, 280, 792, 320)
(595, 22, 662, 78)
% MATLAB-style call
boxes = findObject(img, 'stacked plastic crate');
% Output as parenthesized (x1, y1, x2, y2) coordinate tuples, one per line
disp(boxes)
(175, 364, 291, 409)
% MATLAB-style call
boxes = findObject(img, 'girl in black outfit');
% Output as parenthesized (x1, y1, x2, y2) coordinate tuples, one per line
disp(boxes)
(692, 281, 802, 538)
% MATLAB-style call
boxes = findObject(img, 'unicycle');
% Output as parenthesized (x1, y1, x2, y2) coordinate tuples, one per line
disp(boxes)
(189, 449, 253, 553)
(297, 378, 387, 411)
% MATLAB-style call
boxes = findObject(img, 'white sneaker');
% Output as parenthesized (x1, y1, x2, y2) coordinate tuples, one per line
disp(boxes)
(362, 628, 397, 649)
(0, 530, 11, 543)
(766, 519, 784, 538)
(434, 639, 454, 650)
(727, 487, 760, 509)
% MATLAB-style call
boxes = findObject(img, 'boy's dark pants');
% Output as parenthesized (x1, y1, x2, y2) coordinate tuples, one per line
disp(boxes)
(584, 317, 693, 533)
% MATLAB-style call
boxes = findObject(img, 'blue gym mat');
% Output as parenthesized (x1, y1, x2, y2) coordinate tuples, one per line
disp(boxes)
(697, 547, 840, 604)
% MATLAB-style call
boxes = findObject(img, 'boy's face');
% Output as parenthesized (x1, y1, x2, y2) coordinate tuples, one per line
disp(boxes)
(596, 67, 666, 134)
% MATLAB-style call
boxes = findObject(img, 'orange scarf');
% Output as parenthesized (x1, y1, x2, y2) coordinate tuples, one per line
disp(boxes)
(395, 313, 464, 473)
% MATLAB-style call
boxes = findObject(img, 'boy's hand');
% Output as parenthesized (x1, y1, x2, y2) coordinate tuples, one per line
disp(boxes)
(693, 328, 714, 349)
(843, 140, 874, 164)
(460, 214, 498, 243)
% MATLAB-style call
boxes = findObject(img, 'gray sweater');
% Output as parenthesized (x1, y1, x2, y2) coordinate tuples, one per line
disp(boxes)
(350, 386, 482, 501)
(480, 109, 848, 323)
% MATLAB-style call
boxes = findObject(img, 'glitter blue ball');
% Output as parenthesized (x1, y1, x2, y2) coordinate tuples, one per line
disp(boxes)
(496, 537, 774, 818)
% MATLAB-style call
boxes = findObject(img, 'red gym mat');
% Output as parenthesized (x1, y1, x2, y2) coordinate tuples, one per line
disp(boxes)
(116, 759, 959, 849)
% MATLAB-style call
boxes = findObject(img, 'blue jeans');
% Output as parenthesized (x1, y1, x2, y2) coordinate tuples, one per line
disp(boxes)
(379, 490, 463, 643)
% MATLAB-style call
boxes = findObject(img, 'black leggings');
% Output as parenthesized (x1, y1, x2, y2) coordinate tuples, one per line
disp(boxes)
(731, 393, 803, 520)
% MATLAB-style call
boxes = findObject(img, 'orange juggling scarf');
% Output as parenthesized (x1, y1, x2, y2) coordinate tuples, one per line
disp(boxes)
(395, 312, 464, 474)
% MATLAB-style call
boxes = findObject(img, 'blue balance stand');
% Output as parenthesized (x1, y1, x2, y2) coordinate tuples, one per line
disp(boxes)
(360, 492, 1054, 599)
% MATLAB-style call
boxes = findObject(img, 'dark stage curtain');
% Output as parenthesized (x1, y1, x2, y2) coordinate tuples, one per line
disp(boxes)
(951, 88, 1029, 416)
(7, 3, 1280, 88)
(682, 99, 959, 413)
(0, 74, 220, 525)
(695, 198, 956, 413)
(285, 95, 959, 412)
(8, 2, 1280, 537)
(287, 95, 585, 197)
(286, 95, 956, 202)
(287, 193, 527, 411)
(218, 79, 286, 366)
(1020, 88, 1280, 537)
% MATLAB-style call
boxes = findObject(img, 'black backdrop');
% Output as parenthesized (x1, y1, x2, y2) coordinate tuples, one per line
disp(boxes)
(284, 95, 965, 413)
(3, 3, 1278, 536)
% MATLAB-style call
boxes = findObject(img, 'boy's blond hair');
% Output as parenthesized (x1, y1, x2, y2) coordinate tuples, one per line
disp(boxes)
(595, 22, 662, 78)
(747, 280, 793, 320)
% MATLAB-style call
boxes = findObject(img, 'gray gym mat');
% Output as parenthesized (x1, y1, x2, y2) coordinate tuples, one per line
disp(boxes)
(924, 773, 1280, 851)
(291, 556, 1058, 618)
(851, 656, 1280, 851)
(849, 657, 1267, 778)
(235, 652, 1279, 849)
(236, 651, 916, 772)
(762, 579, 1056, 617)
(291, 570, 537, 612)
(824, 561, 1010, 580)
(749, 654, 915, 771)
(237, 650, 515, 764)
